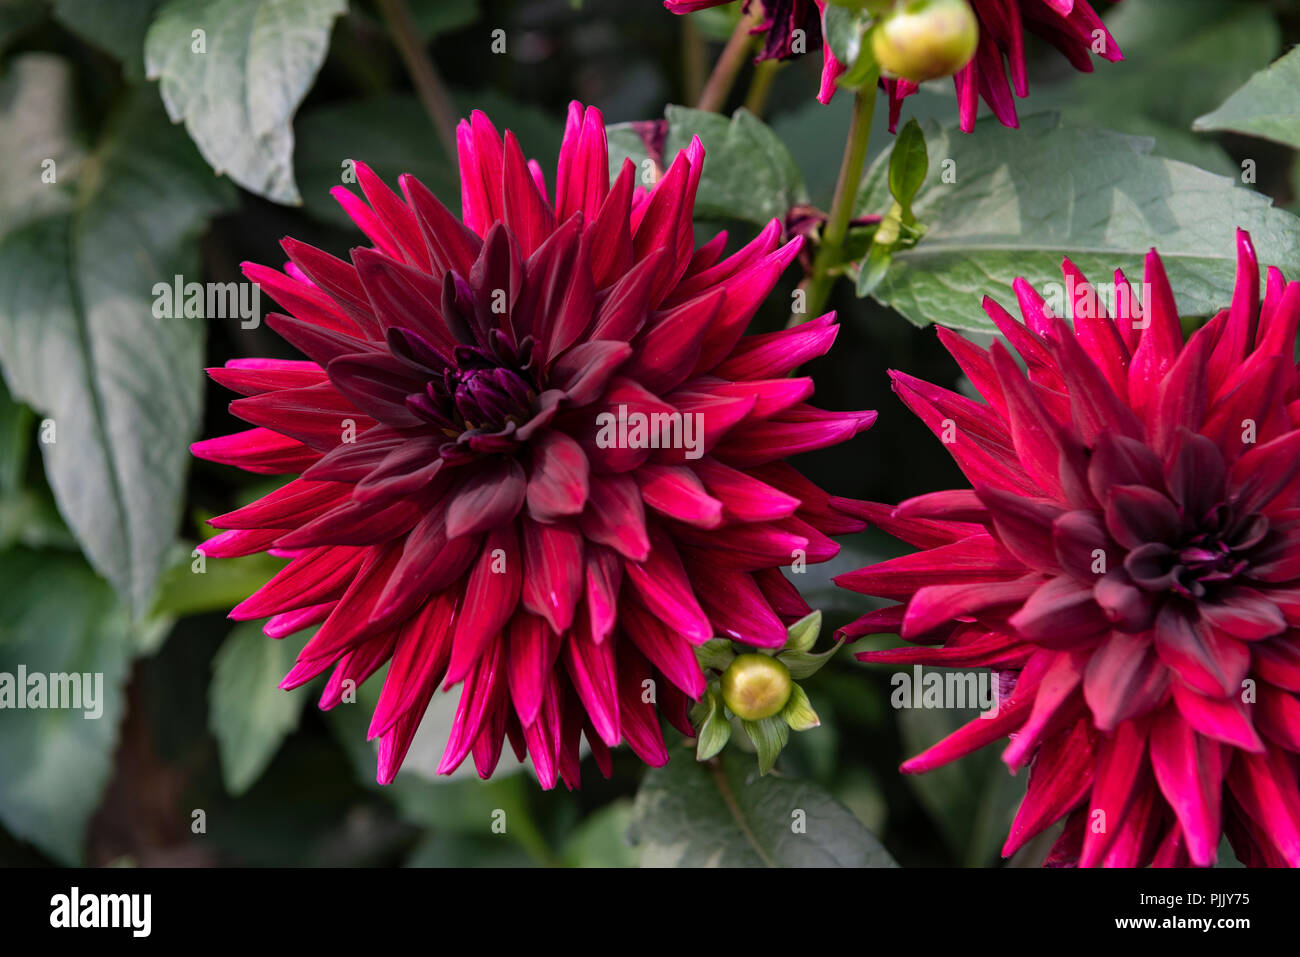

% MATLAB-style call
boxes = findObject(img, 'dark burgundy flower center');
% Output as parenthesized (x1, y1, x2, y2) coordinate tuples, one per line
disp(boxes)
(405, 332, 540, 438)
(1124, 505, 1269, 600)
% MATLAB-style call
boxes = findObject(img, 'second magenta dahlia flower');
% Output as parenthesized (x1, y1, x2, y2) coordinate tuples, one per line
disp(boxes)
(836, 230, 1300, 866)
(666, 1, 1122, 132)
(193, 102, 873, 789)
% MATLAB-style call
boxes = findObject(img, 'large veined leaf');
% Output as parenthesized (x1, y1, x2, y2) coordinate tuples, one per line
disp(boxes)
(53, 0, 164, 79)
(1027, 0, 1279, 176)
(145, 0, 348, 203)
(0, 548, 135, 864)
(0, 54, 86, 239)
(607, 105, 808, 227)
(628, 749, 897, 867)
(1195, 45, 1300, 150)
(854, 114, 1300, 333)
(209, 622, 312, 796)
(0, 76, 233, 616)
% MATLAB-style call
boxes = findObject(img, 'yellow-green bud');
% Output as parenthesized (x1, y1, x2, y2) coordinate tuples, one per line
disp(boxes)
(721, 654, 793, 721)
(872, 0, 979, 84)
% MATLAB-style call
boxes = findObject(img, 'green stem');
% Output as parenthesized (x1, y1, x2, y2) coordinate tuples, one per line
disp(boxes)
(798, 79, 879, 325)
(681, 16, 709, 106)
(376, 0, 460, 163)
(696, 10, 757, 113)
(743, 59, 781, 117)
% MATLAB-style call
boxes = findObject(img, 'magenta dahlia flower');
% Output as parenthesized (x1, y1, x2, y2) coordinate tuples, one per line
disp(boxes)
(193, 102, 874, 789)
(920, 0, 1124, 133)
(835, 230, 1300, 867)
(665, 1, 1121, 133)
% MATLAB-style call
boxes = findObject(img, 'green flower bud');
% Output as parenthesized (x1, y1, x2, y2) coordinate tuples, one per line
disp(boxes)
(871, 0, 979, 84)
(721, 653, 793, 721)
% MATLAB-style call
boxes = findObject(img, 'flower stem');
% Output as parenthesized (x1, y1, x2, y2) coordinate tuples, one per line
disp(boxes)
(743, 59, 781, 117)
(376, 0, 459, 163)
(682, 16, 709, 106)
(696, 10, 758, 113)
(798, 81, 879, 325)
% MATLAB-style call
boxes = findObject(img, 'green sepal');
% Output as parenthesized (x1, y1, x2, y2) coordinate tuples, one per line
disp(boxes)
(694, 686, 732, 762)
(695, 638, 736, 673)
(777, 639, 845, 679)
(783, 610, 823, 653)
(781, 683, 821, 732)
(742, 716, 791, 775)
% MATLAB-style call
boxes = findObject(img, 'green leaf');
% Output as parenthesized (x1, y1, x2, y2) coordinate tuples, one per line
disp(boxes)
(1195, 45, 1300, 150)
(145, 0, 348, 203)
(209, 622, 312, 796)
(888, 117, 927, 212)
(0, 378, 75, 551)
(53, 0, 163, 79)
(405, 831, 535, 867)
(854, 113, 1300, 332)
(0, 78, 233, 616)
(628, 750, 897, 867)
(605, 121, 654, 186)
(0, 54, 87, 241)
(152, 546, 286, 618)
(686, 3, 740, 43)
(855, 239, 892, 297)
(559, 798, 637, 868)
(668, 105, 807, 225)
(1029, 0, 1280, 175)
(821, 5, 867, 78)
(0, 548, 135, 863)
(609, 105, 808, 228)
(407, 0, 478, 39)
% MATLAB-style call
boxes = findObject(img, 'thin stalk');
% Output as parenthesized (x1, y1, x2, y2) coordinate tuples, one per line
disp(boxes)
(697, 10, 758, 113)
(743, 59, 781, 117)
(682, 16, 709, 106)
(798, 80, 879, 325)
(376, 0, 459, 163)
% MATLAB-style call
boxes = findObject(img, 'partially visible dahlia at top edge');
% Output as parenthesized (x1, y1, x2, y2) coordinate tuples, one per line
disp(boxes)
(192, 102, 875, 789)
(833, 230, 1300, 866)
(665, 0, 1122, 133)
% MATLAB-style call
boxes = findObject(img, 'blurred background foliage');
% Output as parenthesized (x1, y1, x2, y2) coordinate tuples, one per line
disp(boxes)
(0, 0, 1298, 867)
